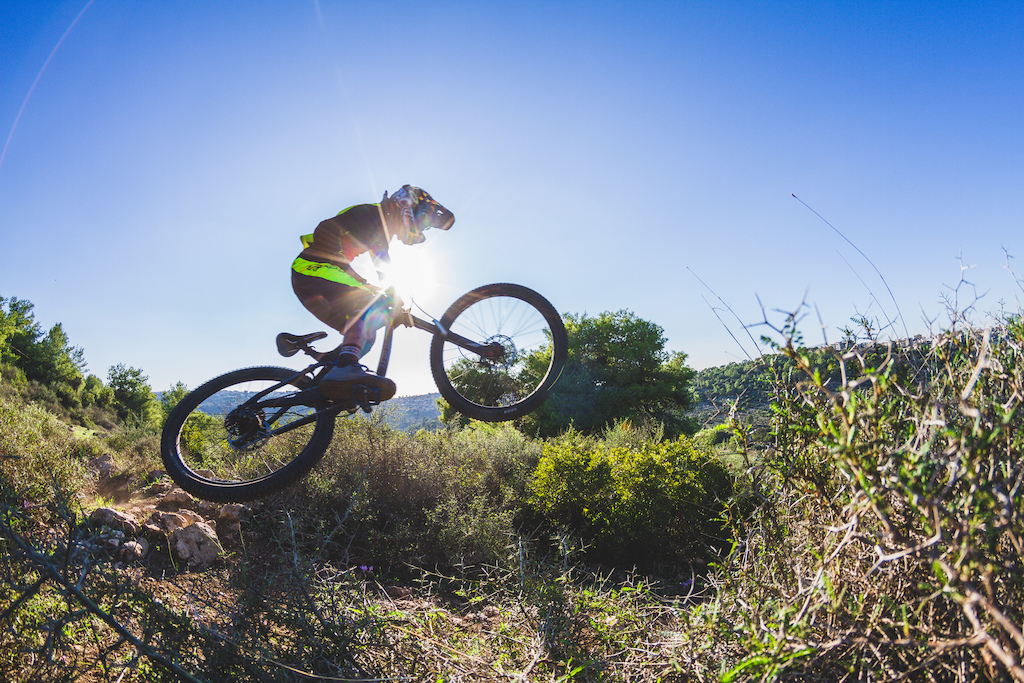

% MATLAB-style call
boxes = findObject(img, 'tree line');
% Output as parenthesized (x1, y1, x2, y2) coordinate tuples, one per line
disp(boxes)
(10, 291, 919, 440)
(4, 294, 706, 437)
(0, 296, 170, 429)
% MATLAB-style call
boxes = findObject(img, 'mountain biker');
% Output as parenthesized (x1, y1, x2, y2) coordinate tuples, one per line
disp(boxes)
(292, 185, 454, 401)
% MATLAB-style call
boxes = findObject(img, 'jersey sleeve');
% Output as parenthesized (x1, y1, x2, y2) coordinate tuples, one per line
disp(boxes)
(307, 204, 390, 262)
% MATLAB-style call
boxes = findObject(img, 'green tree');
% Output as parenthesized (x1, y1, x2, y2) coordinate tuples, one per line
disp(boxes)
(28, 323, 87, 387)
(0, 299, 15, 362)
(529, 434, 732, 564)
(0, 298, 86, 386)
(520, 310, 697, 438)
(0, 296, 42, 367)
(81, 374, 114, 409)
(160, 381, 190, 421)
(107, 364, 161, 427)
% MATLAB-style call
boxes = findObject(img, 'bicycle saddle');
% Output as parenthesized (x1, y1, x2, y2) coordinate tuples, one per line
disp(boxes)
(276, 331, 328, 357)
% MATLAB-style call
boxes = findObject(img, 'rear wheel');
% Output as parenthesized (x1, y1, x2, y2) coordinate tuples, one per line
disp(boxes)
(430, 283, 567, 421)
(160, 366, 336, 502)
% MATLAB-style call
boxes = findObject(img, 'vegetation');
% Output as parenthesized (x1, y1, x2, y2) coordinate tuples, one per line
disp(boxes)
(107, 363, 162, 428)
(0, 296, 156, 430)
(519, 310, 698, 438)
(1, 290, 1023, 681)
(530, 427, 732, 567)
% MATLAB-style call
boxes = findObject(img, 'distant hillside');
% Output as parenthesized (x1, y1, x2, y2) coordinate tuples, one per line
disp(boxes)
(162, 389, 444, 433)
(382, 393, 442, 431)
(691, 359, 772, 411)
(687, 333, 953, 433)
(689, 359, 773, 432)
(158, 361, 771, 437)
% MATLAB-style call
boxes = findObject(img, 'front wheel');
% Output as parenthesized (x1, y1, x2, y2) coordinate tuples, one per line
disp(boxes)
(160, 366, 336, 502)
(430, 283, 567, 422)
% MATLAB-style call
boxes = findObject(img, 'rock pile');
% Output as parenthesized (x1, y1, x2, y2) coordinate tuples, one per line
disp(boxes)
(88, 481, 251, 569)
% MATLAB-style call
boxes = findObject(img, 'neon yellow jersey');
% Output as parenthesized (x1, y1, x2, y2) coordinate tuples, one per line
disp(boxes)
(297, 203, 388, 264)
(291, 257, 369, 289)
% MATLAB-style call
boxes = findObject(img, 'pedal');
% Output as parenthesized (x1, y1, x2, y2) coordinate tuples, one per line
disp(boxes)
(351, 384, 382, 413)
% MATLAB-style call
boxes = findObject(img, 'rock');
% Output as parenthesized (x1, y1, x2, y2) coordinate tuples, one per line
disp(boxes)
(141, 521, 165, 540)
(88, 454, 115, 479)
(196, 499, 221, 516)
(218, 504, 251, 524)
(121, 537, 150, 561)
(89, 508, 140, 535)
(147, 511, 192, 534)
(386, 586, 412, 599)
(149, 479, 174, 495)
(159, 488, 195, 507)
(177, 509, 205, 525)
(169, 522, 222, 567)
(216, 504, 250, 544)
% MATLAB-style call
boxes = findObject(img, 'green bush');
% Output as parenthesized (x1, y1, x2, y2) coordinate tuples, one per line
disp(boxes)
(600, 416, 665, 450)
(68, 435, 109, 462)
(295, 417, 541, 570)
(0, 365, 26, 393)
(51, 380, 82, 410)
(692, 422, 737, 452)
(0, 395, 87, 500)
(425, 493, 515, 566)
(80, 374, 113, 410)
(700, 311, 1024, 681)
(529, 431, 733, 565)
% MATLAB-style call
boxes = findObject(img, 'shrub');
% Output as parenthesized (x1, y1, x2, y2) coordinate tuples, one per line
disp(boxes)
(529, 431, 733, 566)
(0, 365, 26, 393)
(0, 395, 87, 500)
(703, 311, 1024, 681)
(600, 416, 665, 451)
(426, 493, 515, 566)
(295, 417, 541, 570)
(692, 422, 737, 452)
(51, 380, 81, 410)
(82, 405, 117, 431)
(69, 435, 109, 462)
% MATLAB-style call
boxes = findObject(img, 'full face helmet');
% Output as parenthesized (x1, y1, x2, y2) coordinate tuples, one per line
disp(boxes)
(383, 185, 455, 245)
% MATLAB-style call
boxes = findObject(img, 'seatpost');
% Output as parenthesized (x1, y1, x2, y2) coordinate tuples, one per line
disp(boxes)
(303, 343, 325, 361)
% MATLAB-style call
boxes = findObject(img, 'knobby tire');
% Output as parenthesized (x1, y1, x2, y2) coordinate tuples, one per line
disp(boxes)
(429, 283, 567, 421)
(160, 366, 335, 502)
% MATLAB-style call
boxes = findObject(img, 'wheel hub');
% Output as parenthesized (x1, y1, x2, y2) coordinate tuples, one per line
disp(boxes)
(224, 407, 269, 450)
(481, 334, 517, 370)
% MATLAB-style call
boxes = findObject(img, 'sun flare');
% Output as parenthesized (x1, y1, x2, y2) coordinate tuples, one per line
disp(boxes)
(377, 244, 436, 303)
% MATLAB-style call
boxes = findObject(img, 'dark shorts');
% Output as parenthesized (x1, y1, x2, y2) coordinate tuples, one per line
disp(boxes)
(291, 270, 390, 335)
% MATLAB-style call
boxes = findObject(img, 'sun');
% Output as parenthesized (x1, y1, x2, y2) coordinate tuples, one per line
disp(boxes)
(378, 243, 437, 303)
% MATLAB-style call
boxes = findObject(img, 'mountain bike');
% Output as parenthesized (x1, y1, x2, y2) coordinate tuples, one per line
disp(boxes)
(160, 283, 567, 503)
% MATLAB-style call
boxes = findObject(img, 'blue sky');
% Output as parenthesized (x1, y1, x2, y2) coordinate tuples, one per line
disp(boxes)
(2, 1, 1022, 395)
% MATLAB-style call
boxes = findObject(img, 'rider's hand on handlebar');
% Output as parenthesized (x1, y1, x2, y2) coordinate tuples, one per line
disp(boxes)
(383, 286, 405, 310)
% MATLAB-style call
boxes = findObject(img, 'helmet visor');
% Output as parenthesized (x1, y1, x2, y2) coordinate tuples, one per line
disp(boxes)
(413, 199, 454, 232)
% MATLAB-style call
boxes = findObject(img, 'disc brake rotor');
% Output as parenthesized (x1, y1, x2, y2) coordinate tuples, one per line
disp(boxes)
(481, 334, 517, 370)
(224, 407, 269, 451)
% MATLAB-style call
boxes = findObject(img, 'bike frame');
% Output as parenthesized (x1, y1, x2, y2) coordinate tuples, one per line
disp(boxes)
(234, 306, 503, 440)
(379, 309, 505, 377)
